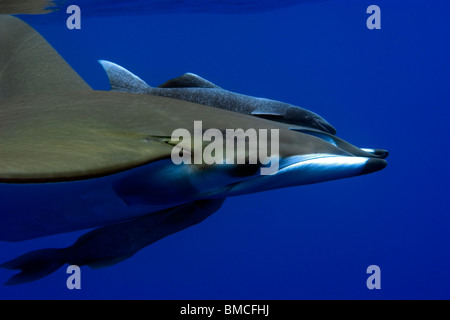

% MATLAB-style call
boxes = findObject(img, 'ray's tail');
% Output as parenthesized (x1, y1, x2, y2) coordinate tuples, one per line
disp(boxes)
(0, 248, 67, 285)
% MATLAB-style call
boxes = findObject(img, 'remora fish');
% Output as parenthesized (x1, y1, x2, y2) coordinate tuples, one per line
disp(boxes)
(98, 60, 337, 134)
(0, 15, 387, 285)
(99, 60, 389, 159)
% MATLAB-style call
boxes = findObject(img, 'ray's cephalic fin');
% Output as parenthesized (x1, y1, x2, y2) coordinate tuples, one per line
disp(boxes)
(1, 199, 225, 285)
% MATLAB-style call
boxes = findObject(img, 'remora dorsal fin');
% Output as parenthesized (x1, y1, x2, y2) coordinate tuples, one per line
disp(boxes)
(159, 73, 221, 89)
(98, 60, 151, 93)
(0, 15, 91, 101)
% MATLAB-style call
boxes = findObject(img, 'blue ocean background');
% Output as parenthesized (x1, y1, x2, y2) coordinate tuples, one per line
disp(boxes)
(0, 0, 449, 299)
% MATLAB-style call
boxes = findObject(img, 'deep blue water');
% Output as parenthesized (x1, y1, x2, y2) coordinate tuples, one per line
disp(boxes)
(0, 0, 449, 299)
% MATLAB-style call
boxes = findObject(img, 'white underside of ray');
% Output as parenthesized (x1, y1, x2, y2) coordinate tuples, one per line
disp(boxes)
(224, 154, 370, 196)
(0, 153, 370, 241)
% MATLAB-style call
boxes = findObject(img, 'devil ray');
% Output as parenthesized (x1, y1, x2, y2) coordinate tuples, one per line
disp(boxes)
(0, 15, 387, 285)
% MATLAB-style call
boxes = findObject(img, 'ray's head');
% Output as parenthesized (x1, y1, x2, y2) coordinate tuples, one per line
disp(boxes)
(218, 127, 387, 197)
(178, 124, 388, 199)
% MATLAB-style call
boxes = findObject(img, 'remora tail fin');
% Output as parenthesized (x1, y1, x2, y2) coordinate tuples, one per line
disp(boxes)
(0, 15, 91, 101)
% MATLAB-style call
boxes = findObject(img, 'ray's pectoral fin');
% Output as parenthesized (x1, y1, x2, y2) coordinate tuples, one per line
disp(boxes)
(0, 199, 225, 285)
(0, 248, 68, 285)
(0, 15, 91, 101)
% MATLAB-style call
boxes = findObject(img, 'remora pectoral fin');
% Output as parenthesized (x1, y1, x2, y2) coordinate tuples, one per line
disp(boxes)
(98, 60, 151, 93)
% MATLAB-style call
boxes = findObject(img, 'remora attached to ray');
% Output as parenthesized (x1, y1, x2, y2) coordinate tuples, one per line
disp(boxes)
(98, 61, 389, 159)
(98, 60, 337, 134)
(0, 15, 387, 285)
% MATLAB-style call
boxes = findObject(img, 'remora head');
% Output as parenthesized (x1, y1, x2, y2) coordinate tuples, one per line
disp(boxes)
(286, 105, 337, 135)
(252, 99, 337, 134)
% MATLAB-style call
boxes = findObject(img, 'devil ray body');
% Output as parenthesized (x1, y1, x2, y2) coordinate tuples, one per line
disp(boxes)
(0, 15, 386, 284)
(0, 90, 346, 241)
(0, 14, 386, 239)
